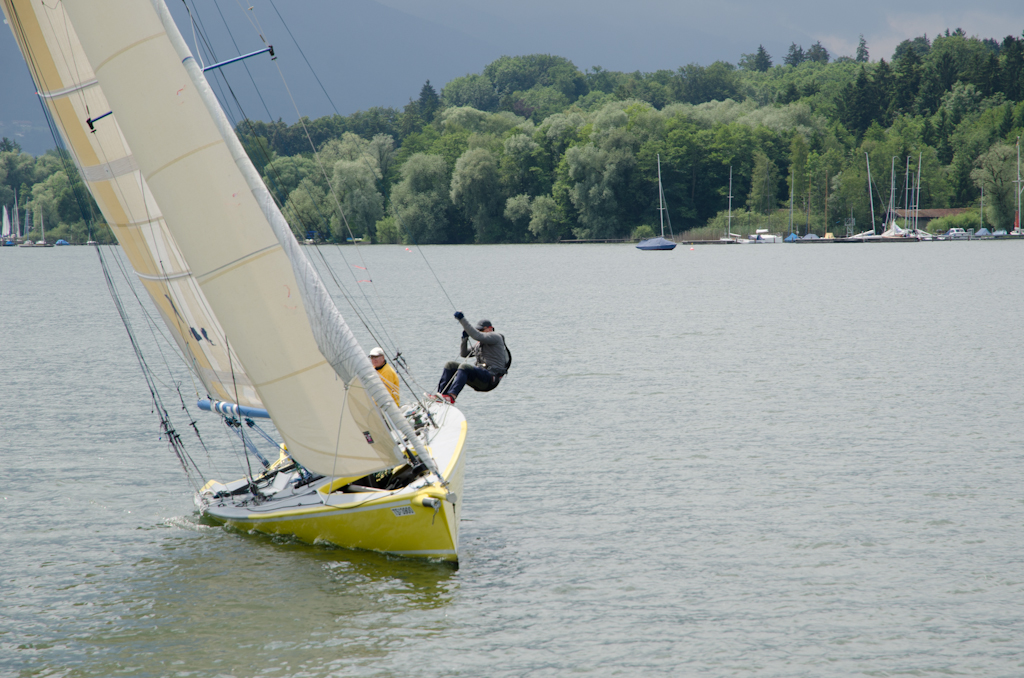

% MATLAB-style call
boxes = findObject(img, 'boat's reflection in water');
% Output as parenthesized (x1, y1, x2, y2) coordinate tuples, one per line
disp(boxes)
(96, 518, 459, 673)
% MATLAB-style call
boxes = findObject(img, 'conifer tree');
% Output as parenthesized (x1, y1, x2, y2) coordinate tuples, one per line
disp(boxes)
(856, 35, 869, 62)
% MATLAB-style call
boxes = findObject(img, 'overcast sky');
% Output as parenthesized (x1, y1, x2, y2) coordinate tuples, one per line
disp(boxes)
(3, 0, 1023, 154)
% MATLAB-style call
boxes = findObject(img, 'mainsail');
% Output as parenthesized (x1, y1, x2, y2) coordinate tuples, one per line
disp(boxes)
(2, 205, 9, 238)
(1, 0, 259, 407)
(24, 0, 427, 478)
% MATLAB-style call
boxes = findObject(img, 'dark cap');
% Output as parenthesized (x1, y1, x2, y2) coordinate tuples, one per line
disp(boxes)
(475, 319, 493, 330)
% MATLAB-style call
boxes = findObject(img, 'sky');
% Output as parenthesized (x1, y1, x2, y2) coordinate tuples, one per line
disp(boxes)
(2, 0, 1024, 155)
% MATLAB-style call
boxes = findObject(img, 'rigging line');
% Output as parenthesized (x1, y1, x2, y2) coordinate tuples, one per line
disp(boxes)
(13, 4, 95, 235)
(264, 0, 340, 114)
(32, 0, 205, 399)
(411, 242, 458, 311)
(327, 386, 348, 488)
(212, 0, 275, 122)
(248, 2, 456, 343)
(174, 380, 218, 470)
(266, 59, 406, 351)
(226, 336, 257, 486)
(252, 4, 413, 345)
(97, 246, 203, 488)
(311, 242, 400, 353)
(19, 0, 202, 475)
(232, 0, 266, 43)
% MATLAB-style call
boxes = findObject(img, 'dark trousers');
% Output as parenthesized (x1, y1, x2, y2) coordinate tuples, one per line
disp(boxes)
(438, 361, 500, 397)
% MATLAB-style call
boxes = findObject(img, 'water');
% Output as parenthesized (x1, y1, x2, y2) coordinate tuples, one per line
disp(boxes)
(2, 242, 1024, 677)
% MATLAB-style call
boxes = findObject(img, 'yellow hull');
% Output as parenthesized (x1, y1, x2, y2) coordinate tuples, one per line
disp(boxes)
(202, 409, 467, 562)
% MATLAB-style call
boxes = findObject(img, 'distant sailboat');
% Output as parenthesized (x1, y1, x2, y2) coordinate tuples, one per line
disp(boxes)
(20, 209, 54, 247)
(637, 153, 677, 251)
(13, 189, 21, 239)
(2, 205, 11, 244)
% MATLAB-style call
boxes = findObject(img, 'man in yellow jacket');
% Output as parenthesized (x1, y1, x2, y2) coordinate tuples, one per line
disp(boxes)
(369, 347, 400, 406)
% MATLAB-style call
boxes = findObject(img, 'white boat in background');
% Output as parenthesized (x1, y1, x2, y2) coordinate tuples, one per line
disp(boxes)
(739, 228, 781, 243)
(4, 0, 467, 560)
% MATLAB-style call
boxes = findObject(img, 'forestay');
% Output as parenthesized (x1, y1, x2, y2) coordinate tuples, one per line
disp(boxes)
(1, 0, 260, 408)
(57, 0, 429, 478)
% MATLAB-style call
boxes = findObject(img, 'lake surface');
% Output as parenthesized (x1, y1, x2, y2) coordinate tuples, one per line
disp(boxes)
(2, 241, 1023, 677)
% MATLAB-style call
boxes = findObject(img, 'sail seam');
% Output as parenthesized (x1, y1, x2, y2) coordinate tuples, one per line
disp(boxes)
(80, 154, 139, 182)
(195, 242, 280, 284)
(38, 78, 98, 99)
(255, 358, 329, 388)
(94, 32, 164, 73)
(135, 270, 191, 281)
(145, 140, 223, 183)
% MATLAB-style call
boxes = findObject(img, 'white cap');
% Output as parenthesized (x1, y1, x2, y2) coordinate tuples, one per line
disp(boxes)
(369, 347, 385, 357)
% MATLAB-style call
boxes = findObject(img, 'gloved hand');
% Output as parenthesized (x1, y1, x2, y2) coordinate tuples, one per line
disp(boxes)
(462, 330, 468, 338)
(454, 311, 464, 320)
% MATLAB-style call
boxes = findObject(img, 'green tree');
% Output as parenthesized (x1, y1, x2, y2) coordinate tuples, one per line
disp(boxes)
(262, 155, 317, 206)
(284, 178, 330, 239)
(528, 194, 566, 241)
(806, 41, 830, 64)
(450, 148, 504, 242)
(971, 143, 1019, 228)
(740, 45, 772, 72)
(788, 134, 809, 207)
(784, 43, 805, 67)
(856, 35, 869, 63)
(442, 74, 498, 111)
(565, 143, 635, 238)
(747, 150, 780, 213)
(503, 193, 533, 241)
(418, 80, 440, 123)
(390, 153, 453, 243)
(499, 133, 543, 196)
(1001, 36, 1024, 101)
(331, 160, 384, 240)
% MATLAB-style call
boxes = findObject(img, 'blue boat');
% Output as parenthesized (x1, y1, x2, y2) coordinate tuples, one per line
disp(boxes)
(636, 236, 677, 250)
(636, 153, 677, 251)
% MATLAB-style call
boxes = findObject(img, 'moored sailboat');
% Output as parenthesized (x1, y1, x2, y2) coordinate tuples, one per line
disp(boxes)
(637, 153, 677, 250)
(1, 205, 13, 245)
(3, 0, 467, 560)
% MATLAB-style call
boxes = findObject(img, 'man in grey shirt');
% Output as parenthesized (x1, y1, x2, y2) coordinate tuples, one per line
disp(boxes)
(435, 312, 510, 404)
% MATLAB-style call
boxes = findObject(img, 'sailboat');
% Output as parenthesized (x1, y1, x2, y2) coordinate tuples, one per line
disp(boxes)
(2, 205, 13, 245)
(4, 0, 467, 560)
(20, 208, 54, 247)
(636, 153, 677, 250)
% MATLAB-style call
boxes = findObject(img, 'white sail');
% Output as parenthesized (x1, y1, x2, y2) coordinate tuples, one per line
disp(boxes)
(1, 0, 259, 408)
(56, 0, 425, 478)
(2, 205, 9, 238)
(12, 190, 19, 237)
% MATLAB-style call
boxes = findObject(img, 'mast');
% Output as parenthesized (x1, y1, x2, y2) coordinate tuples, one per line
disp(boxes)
(13, 188, 19, 238)
(727, 166, 733, 239)
(866, 153, 876, 233)
(824, 169, 829, 237)
(888, 156, 897, 227)
(1017, 136, 1021, 233)
(789, 185, 793, 235)
(903, 156, 910, 230)
(981, 186, 984, 231)
(915, 153, 922, 232)
(656, 153, 665, 238)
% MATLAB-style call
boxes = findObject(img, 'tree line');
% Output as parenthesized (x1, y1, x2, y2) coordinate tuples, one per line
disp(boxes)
(5, 29, 1024, 244)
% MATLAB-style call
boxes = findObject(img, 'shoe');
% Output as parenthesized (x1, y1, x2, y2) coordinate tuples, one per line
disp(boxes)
(441, 394, 455, 404)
